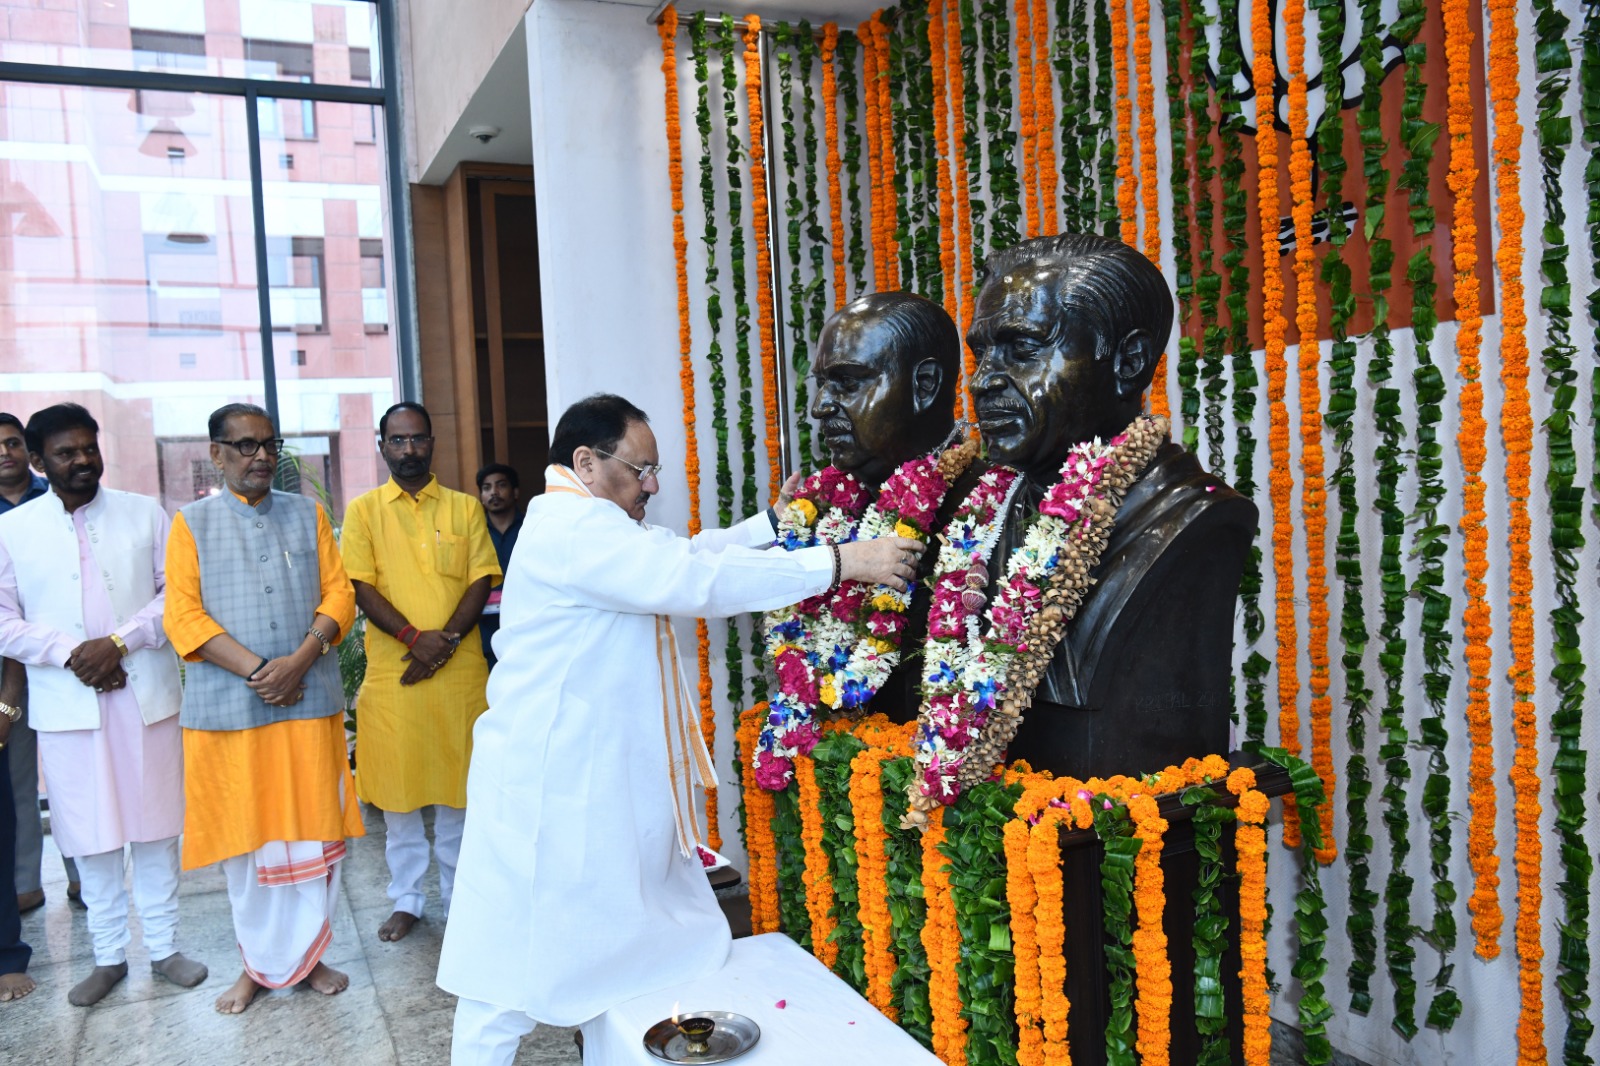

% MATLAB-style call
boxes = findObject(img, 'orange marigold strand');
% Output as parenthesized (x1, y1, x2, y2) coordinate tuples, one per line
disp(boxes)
(1485, 0, 1538, 1050)
(743, 18, 782, 499)
(920, 807, 967, 1064)
(1133, 0, 1167, 419)
(739, 706, 781, 933)
(1284, 0, 1335, 863)
(795, 756, 840, 968)
(1015, 0, 1040, 238)
(1111, 0, 1137, 247)
(1032, 0, 1058, 235)
(1251, 0, 1300, 848)
(822, 24, 848, 310)
(860, 20, 887, 292)
(850, 747, 898, 1019)
(1132, 805, 1172, 1066)
(1006, 817, 1046, 1066)
(1441, 0, 1499, 958)
(872, 15, 899, 289)
(1231, 787, 1272, 1065)
(944, 0, 979, 420)
(1031, 809, 1074, 1065)
(929, 0, 960, 333)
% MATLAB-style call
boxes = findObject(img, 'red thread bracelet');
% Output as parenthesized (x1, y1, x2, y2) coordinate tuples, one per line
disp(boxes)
(397, 625, 419, 647)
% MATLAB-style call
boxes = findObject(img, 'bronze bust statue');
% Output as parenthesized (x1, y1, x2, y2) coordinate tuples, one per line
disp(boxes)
(811, 291, 961, 487)
(966, 233, 1259, 778)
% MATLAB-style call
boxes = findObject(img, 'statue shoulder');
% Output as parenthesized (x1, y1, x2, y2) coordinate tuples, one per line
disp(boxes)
(1114, 444, 1258, 550)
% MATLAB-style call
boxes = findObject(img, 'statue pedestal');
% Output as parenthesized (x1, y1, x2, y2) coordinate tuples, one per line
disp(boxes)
(1055, 759, 1292, 1066)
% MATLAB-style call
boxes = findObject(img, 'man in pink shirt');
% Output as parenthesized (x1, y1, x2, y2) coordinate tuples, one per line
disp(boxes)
(0, 404, 208, 1006)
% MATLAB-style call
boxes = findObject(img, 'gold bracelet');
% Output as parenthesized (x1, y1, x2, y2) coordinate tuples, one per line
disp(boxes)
(108, 633, 130, 658)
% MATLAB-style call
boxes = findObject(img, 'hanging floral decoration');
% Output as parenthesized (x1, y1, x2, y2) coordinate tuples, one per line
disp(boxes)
(851, 745, 900, 1018)
(921, 808, 968, 1064)
(744, 18, 783, 501)
(796, 755, 840, 968)
(772, 25, 815, 473)
(822, 24, 847, 310)
(983, 0, 1023, 251)
(944, 0, 978, 402)
(837, 30, 868, 299)
(928, 0, 961, 340)
(1111, 0, 1136, 247)
(906, 415, 1169, 821)
(1015, 0, 1040, 238)
(1228, 767, 1272, 1066)
(1133, 0, 1157, 264)
(1031, 0, 1057, 235)
(1170, 0, 1198, 453)
(873, 13, 901, 288)
(1092, 0, 1116, 234)
(1441, 0, 1500, 960)
(739, 704, 781, 934)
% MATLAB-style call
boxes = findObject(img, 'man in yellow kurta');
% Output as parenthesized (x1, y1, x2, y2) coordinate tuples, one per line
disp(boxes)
(164, 403, 362, 1015)
(339, 402, 498, 943)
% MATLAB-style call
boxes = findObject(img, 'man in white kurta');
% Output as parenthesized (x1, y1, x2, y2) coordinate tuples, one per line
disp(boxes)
(437, 394, 920, 1065)
(0, 404, 207, 1006)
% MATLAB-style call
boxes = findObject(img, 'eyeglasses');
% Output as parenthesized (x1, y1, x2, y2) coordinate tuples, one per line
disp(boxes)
(383, 434, 434, 449)
(594, 449, 664, 482)
(213, 437, 285, 457)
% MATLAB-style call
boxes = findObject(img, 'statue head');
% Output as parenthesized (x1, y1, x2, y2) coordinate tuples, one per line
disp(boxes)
(968, 234, 1173, 480)
(810, 291, 961, 485)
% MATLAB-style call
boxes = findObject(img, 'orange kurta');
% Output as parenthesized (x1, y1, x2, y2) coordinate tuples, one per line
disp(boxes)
(164, 495, 363, 871)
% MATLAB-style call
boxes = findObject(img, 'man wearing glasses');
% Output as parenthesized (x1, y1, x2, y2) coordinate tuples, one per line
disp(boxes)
(339, 402, 499, 944)
(163, 403, 362, 1014)
(439, 393, 923, 1064)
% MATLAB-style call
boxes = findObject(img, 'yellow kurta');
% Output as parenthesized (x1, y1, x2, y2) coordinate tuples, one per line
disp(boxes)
(340, 475, 500, 812)
(165, 497, 363, 871)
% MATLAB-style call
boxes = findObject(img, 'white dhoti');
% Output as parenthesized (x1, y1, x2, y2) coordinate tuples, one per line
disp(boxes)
(222, 840, 346, 988)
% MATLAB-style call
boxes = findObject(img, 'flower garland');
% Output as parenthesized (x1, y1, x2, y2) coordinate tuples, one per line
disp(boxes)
(960, 0, 988, 265)
(1134, 0, 1158, 265)
(943, 0, 977, 385)
(774, 27, 819, 473)
(799, 25, 829, 362)
(1192, 7, 1219, 463)
(1393, 0, 1460, 1027)
(1551, 4, 1595, 1061)
(1181, 784, 1234, 1065)
(1055, 0, 1083, 232)
(743, 18, 782, 502)
(1169, 0, 1197, 453)
(928, 0, 960, 337)
(796, 755, 840, 968)
(851, 745, 899, 1018)
(908, 415, 1169, 818)
(758, 440, 979, 788)
(1217, 16, 1269, 748)
(1110, 0, 1136, 247)
(1252, 0, 1300, 847)
(740, 705, 782, 933)
(1442, 0, 1499, 959)
(1092, 0, 1115, 236)
(981, 0, 1022, 251)
(837, 31, 868, 299)
(879, 756, 935, 1043)
(1261, 748, 1332, 1063)
(1131, 792, 1171, 1066)
(1228, 767, 1271, 1066)
(1032, 0, 1057, 235)
(1342, 0, 1383, 1021)
(1005, 810, 1046, 1066)
(861, 18, 889, 293)
(1285, 0, 1334, 864)
(719, 16, 758, 712)
(823, 24, 847, 311)
(873, 14, 900, 289)
(812, 728, 868, 989)
(920, 808, 967, 1064)
(1484, 0, 1540, 1053)
(1015, 0, 1040, 238)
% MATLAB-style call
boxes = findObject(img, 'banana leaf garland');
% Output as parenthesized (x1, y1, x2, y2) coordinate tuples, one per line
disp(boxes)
(1167, 0, 1196, 455)
(838, 31, 868, 298)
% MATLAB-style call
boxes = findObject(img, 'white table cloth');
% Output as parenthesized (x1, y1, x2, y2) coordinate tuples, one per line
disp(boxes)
(583, 932, 942, 1065)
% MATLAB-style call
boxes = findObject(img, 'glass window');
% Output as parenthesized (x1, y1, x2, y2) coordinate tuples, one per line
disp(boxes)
(1, 0, 384, 90)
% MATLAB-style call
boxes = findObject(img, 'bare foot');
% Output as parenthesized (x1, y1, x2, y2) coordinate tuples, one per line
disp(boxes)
(15, 889, 43, 914)
(303, 961, 348, 996)
(0, 972, 35, 1002)
(67, 962, 128, 1007)
(152, 952, 209, 988)
(214, 970, 263, 1014)
(377, 910, 418, 942)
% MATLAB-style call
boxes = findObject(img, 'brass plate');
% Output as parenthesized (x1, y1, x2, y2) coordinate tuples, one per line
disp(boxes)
(642, 1011, 762, 1064)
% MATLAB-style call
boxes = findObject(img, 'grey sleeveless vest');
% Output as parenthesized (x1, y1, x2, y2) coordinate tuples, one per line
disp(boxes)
(178, 490, 344, 731)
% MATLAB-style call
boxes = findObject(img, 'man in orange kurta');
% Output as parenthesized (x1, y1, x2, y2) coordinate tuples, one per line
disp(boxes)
(163, 403, 362, 1015)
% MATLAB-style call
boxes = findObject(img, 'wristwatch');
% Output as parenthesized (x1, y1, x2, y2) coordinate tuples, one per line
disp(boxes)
(108, 633, 130, 658)
(443, 631, 463, 649)
(307, 625, 331, 656)
(0, 701, 20, 724)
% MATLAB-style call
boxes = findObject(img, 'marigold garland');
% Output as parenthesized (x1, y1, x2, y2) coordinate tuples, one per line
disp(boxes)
(796, 756, 840, 968)
(850, 746, 899, 1020)
(1005, 813, 1046, 1066)
(861, 18, 889, 292)
(1485, 0, 1540, 1053)
(1133, 0, 1157, 261)
(822, 24, 848, 311)
(1442, 0, 1499, 959)
(1251, 0, 1300, 846)
(1131, 794, 1172, 1066)
(741, 705, 781, 933)
(743, 18, 782, 500)
(1015, 0, 1040, 239)
(944, 0, 977, 408)
(872, 13, 901, 289)
(1032, 0, 1057, 235)
(1284, 0, 1334, 864)
(1110, 0, 1136, 248)
(1229, 768, 1271, 1065)
(1031, 807, 1077, 1066)
(920, 807, 966, 1064)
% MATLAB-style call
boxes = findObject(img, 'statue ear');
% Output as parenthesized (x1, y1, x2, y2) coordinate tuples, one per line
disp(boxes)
(910, 357, 944, 415)
(1112, 328, 1156, 400)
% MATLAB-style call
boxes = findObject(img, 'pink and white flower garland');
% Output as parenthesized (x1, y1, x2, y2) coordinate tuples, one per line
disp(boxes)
(906, 415, 1170, 820)
(757, 437, 978, 790)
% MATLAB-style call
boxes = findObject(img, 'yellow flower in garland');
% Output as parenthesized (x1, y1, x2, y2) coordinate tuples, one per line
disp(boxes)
(819, 676, 839, 708)
(793, 498, 819, 525)
(870, 592, 904, 613)
(893, 520, 922, 541)
(870, 638, 896, 655)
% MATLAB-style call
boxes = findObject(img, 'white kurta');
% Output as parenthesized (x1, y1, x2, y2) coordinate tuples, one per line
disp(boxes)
(437, 485, 831, 1026)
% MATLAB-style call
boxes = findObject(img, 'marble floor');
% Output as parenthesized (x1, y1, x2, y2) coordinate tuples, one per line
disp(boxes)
(0, 804, 580, 1066)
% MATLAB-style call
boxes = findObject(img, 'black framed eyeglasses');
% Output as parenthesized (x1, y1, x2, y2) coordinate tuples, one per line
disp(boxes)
(594, 449, 664, 482)
(383, 434, 434, 449)
(213, 437, 285, 458)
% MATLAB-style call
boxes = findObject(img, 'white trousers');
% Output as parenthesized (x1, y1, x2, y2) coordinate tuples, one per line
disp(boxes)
(383, 804, 466, 919)
(74, 836, 182, 967)
(451, 997, 538, 1066)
